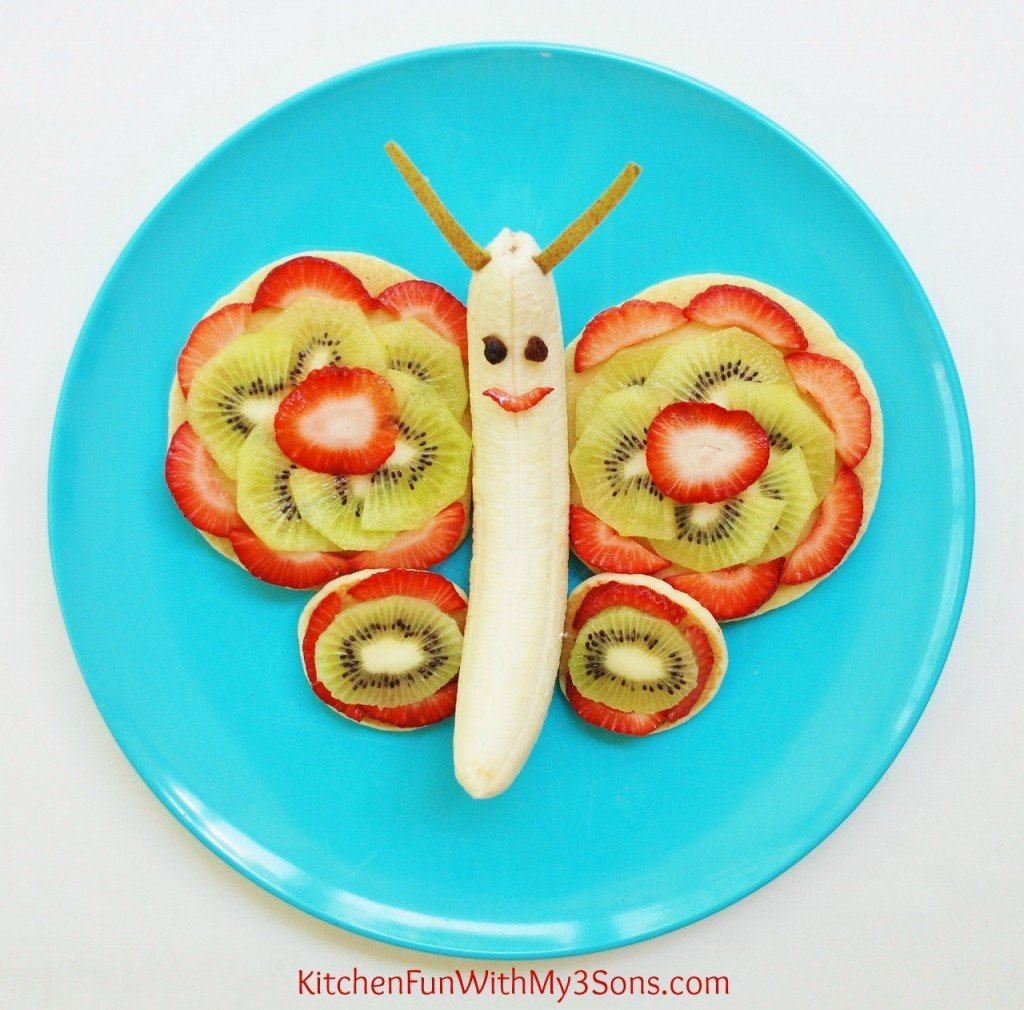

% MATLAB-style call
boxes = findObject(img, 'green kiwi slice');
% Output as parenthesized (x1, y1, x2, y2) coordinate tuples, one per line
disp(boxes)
(314, 596, 462, 707)
(574, 343, 668, 434)
(289, 470, 394, 550)
(235, 425, 338, 551)
(567, 606, 699, 714)
(264, 299, 388, 386)
(647, 482, 785, 572)
(570, 385, 676, 540)
(646, 328, 792, 404)
(186, 329, 292, 479)
(756, 448, 817, 561)
(361, 371, 471, 532)
(726, 383, 836, 501)
(376, 318, 468, 419)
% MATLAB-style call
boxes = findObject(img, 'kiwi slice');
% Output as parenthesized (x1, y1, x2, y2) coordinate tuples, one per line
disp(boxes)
(235, 425, 338, 551)
(361, 371, 471, 532)
(568, 606, 699, 714)
(314, 596, 462, 707)
(289, 470, 394, 551)
(756, 448, 817, 561)
(570, 385, 676, 540)
(647, 481, 785, 572)
(646, 328, 792, 405)
(264, 299, 388, 386)
(726, 383, 836, 501)
(574, 343, 668, 434)
(376, 318, 468, 419)
(186, 329, 292, 479)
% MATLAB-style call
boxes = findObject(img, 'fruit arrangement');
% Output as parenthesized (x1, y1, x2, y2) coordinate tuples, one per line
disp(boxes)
(166, 252, 472, 588)
(568, 275, 882, 622)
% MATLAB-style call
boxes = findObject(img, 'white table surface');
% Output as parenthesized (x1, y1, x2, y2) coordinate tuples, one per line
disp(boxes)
(2, 2, 1020, 1007)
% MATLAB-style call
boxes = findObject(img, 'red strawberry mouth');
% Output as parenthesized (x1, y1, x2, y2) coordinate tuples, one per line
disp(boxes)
(482, 386, 554, 413)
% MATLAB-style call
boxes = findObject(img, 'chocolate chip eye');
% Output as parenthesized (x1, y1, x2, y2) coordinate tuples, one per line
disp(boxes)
(483, 335, 507, 364)
(524, 336, 548, 362)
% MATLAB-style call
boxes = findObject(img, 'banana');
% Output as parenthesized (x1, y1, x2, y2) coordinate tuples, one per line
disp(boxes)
(386, 143, 640, 797)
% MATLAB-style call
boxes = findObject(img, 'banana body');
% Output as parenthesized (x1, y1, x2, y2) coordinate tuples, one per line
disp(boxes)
(453, 230, 570, 799)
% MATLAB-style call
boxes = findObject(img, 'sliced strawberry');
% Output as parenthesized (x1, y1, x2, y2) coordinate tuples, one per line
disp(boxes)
(481, 386, 553, 412)
(660, 625, 715, 724)
(684, 284, 807, 352)
(348, 569, 466, 614)
(646, 401, 770, 503)
(315, 678, 459, 729)
(786, 351, 872, 467)
(569, 505, 667, 574)
(346, 502, 466, 571)
(781, 468, 863, 585)
(274, 366, 399, 474)
(301, 591, 345, 681)
(572, 580, 685, 631)
(228, 528, 349, 589)
(564, 671, 666, 736)
(176, 302, 252, 397)
(664, 559, 785, 621)
(165, 422, 243, 536)
(574, 299, 689, 373)
(377, 280, 468, 361)
(251, 255, 378, 313)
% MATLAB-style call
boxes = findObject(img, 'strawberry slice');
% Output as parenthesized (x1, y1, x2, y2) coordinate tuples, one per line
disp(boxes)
(228, 528, 349, 589)
(301, 591, 345, 681)
(660, 625, 715, 724)
(346, 502, 466, 571)
(315, 678, 459, 729)
(683, 284, 807, 352)
(572, 580, 685, 631)
(786, 352, 872, 467)
(348, 569, 466, 614)
(274, 366, 399, 475)
(781, 467, 863, 585)
(251, 255, 378, 313)
(569, 505, 667, 574)
(176, 302, 252, 397)
(574, 299, 689, 373)
(481, 386, 553, 412)
(377, 280, 469, 361)
(646, 401, 770, 503)
(165, 422, 243, 536)
(564, 671, 666, 736)
(664, 559, 785, 621)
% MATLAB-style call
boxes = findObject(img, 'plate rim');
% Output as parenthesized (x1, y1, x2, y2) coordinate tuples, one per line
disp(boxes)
(48, 40, 975, 960)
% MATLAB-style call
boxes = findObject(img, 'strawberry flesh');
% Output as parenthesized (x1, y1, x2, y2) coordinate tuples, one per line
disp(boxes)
(349, 569, 466, 615)
(377, 280, 469, 362)
(564, 672, 666, 735)
(165, 422, 243, 536)
(177, 302, 252, 397)
(574, 299, 689, 372)
(572, 580, 685, 631)
(569, 505, 667, 574)
(684, 284, 807, 352)
(274, 366, 399, 475)
(665, 559, 785, 621)
(316, 678, 459, 729)
(646, 401, 770, 503)
(781, 467, 864, 585)
(660, 625, 715, 725)
(252, 255, 378, 313)
(787, 351, 872, 467)
(228, 528, 349, 589)
(346, 502, 466, 571)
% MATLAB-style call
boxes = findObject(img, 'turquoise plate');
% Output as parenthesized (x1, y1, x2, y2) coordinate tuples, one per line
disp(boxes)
(49, 44, 973, 958)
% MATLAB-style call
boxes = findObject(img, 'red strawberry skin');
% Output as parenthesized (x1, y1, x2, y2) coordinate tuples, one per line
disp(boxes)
(177, 302, 252, 397)
(787, 352, 872, 467)
(165, 422, 243, 537)
(660, 625, 715, 725)
(318, 678, 459, 729)
(346, 502, 466, 571)
(572, 580, 685, 631)
(481, 386, 553, 413)
(564, 671, 666, 736)
(664, 559, 785, 621)
(569, 505, 666, 574)
(684, 284, 807, 352)
(274, 366, 399, 475)
(349, 569, 466, 615)
(252, 255, 378, 313)
(782, 468, 864, 585)
(574, 299, 688, 372)
(301, 591, 345, 682)
(377, 280, 469, 361)
(228, 528, 349, 589)
(646, 401, 770, 503)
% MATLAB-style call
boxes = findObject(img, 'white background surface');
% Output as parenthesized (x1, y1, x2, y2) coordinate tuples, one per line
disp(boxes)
(2, 2, 1020, 1007)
